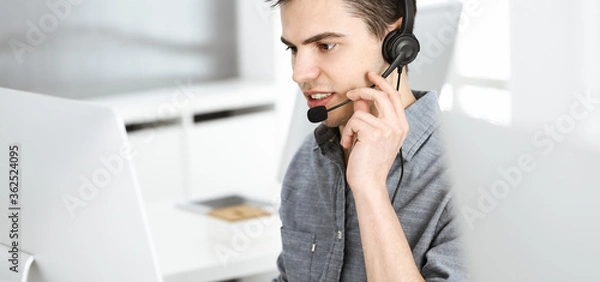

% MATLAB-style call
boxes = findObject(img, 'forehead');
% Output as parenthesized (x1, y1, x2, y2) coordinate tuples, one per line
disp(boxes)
(280, 0, 368, 42)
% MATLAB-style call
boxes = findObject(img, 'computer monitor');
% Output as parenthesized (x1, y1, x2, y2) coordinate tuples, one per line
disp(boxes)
(441, 111, 600, 281)
(0, 88, 163, 282)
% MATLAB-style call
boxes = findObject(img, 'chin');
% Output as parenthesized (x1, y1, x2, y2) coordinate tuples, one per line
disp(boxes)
(321, 113, 350, 128)
(321, 119, 337, 128)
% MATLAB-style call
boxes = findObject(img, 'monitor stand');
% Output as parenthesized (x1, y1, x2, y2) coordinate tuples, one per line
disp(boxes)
(0, 244, 35, 282)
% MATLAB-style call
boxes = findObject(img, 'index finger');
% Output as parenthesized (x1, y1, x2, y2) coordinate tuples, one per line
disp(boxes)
(368, 71, 405, 113)
(347, 87, 397, 120)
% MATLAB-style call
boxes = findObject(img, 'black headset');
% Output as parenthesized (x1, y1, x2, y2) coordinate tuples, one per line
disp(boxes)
(382, 0, 420, 69)
(381, 0, 419, 205)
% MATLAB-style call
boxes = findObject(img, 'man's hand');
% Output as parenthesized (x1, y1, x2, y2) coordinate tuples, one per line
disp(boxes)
(340, 71, 410, 193)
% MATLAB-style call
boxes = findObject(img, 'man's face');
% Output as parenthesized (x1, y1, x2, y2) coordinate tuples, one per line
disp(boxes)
(280, 0, 389, 127)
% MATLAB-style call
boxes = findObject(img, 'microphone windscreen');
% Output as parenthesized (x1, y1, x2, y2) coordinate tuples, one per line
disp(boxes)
(307, 106, 328, 123)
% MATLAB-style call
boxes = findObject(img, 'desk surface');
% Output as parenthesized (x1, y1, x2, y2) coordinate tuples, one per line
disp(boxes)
(145, 199, 282, 282)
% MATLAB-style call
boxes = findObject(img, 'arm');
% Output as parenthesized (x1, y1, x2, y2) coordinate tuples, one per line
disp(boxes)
(341, 71, 423, 282)
(353, 186, 425, 282)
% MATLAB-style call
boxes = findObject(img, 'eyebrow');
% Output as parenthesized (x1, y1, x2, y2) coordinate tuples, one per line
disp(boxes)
(281, 32, 346, 46)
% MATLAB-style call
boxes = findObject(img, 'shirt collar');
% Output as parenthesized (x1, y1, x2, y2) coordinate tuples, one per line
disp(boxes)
(313, 90, 441, 161)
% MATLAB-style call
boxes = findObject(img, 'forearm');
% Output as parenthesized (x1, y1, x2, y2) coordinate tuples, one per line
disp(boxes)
(353, 185, 425, 282)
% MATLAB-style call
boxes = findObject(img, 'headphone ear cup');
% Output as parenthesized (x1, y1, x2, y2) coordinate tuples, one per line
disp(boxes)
(382, 29, 402, 64)
(382, 30, 421, 66)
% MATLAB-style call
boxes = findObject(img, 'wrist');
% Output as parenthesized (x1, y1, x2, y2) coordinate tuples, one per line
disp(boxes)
(350, 182, 390, 204)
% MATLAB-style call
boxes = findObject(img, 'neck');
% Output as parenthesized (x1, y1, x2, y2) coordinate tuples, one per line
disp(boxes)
(394, 66, 416, 109)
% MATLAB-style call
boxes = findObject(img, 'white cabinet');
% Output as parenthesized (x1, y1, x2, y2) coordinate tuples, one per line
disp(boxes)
(128, 122, 187, 202)
(189, 107, 279, 200)
(90, 79, 295, 203)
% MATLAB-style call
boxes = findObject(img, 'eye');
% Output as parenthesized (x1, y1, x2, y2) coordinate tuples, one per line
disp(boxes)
(319, 43, 336, 51)
(285, 46, 298, 54)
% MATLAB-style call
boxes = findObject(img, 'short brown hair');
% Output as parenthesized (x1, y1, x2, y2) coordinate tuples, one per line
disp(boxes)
(268, 0, 417, 40)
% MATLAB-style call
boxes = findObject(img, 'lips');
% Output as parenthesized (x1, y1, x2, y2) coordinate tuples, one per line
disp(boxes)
(310, 93, 332, 100)
(304, 91, 336, 109)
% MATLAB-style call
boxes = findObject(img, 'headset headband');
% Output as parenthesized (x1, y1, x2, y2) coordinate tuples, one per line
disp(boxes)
(402, 0, 415, 34)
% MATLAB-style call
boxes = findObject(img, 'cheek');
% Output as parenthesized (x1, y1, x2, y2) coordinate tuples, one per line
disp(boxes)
(344, 45, 386, 82)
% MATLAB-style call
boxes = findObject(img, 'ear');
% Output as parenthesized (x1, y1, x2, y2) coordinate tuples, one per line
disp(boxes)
(388, 16, 404, 32)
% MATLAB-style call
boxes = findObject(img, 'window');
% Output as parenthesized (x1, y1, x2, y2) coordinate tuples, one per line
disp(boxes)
(440, 0, 511, 126)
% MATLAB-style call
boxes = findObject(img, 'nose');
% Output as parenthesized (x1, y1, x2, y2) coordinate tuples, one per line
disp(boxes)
(292, 51, 320, 85)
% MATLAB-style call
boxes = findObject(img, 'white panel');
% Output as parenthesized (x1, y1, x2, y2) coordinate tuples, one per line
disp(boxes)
(409, 0, 462, 93)
(510, 0, 587, 125)
(189, 111, 279, 201)
(236, 0, 277, 80)
(128, 125, 186, 202)
(453, 0, 510, 80)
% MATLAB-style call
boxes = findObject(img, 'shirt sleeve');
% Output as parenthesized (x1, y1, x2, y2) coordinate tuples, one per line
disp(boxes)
(272, 252, 287, 282)
(421, 199, 470, 281)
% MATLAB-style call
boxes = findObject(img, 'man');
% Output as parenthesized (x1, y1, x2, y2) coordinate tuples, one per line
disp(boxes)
(270, 0, 468, 281)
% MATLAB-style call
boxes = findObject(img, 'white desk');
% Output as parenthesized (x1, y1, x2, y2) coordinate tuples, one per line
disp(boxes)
(145, 199, 282, 282)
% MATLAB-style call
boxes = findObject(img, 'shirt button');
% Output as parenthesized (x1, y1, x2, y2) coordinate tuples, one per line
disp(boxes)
(337, 230, 342, 240)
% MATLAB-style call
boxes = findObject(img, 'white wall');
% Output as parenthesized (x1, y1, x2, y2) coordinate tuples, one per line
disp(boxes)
(510, 0, 600, 123)
(509, 0, 600, 151)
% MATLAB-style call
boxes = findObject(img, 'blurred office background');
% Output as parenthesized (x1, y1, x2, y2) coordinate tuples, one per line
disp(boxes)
(0, 0, 240, 98)
(3, 0, 598, 132)
(1, 0, 599, 281)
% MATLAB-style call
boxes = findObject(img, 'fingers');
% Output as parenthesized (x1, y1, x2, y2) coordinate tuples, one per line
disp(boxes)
(340, 111, 386, 149)
(347, 87, 396, 119)
(367, 71, 405, 114)
(342, 72, 410, 149)
(341, 109, 409, 150)
(353, 97, 370, 115)
(346, 72, 405, 120)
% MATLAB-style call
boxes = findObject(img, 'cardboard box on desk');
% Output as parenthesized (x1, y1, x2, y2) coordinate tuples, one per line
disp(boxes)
(208, 204, 271, 222)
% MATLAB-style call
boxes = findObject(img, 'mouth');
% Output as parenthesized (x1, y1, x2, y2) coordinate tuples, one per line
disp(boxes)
(305, 91, 336, 108)
(310, 93, 333, 100)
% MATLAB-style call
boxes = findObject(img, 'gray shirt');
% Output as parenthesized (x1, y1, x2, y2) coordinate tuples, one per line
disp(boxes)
(274, 91, 468, 282)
